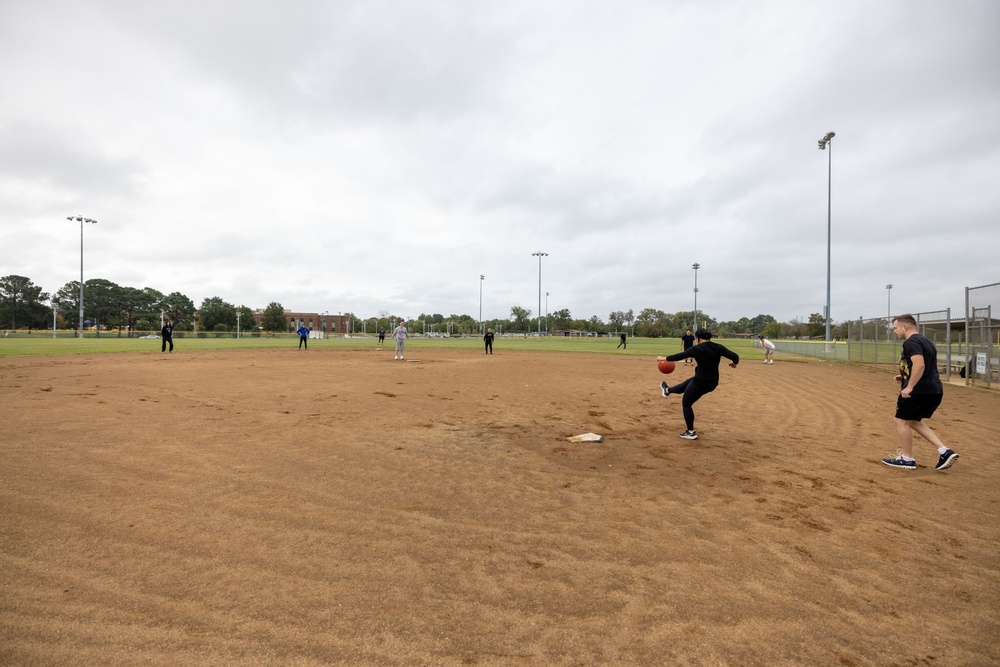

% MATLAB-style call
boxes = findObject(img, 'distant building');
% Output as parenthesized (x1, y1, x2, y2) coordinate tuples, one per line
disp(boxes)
(252, 310, 352, 334)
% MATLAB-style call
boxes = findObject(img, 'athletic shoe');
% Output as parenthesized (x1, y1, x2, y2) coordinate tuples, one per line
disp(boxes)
(882, 453, 916, 469)
(660, 381, 670, 398)
(935, 449, 959, 471)
(679, 430, 698, 440)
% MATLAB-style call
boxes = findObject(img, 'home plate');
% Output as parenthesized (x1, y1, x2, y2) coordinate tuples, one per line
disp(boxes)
(567, 432, 603, 443)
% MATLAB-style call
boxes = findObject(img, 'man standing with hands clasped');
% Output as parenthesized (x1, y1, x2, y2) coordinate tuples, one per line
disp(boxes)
(882, 314, 958, 471)
(393, 320, 408, 360)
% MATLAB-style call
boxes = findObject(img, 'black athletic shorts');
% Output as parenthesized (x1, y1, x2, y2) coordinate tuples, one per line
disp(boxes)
(895, 393, 942, 421)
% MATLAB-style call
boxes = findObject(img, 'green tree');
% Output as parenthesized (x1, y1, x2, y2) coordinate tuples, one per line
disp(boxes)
(199, 296, 237, 332)
(761, 321, 783, 339)
(261, 302, 287, 333)
(550, 308, 571, 330)
(509, 306, 531, 332)
(54, 281, 81, 325)
(0, 275, 51, 329)
(748, 314, 776, 333)
(163, 293, 197, 331)
(806, 313, 826, 338)
(236, 306, 256, 335)
(116, 286, 154, 336)
(83, 279, 122, 333)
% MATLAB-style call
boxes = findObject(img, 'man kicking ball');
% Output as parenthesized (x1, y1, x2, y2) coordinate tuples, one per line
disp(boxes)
(657, 328, 739, 440)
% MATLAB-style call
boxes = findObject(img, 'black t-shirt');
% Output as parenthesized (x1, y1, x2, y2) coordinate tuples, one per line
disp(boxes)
(900, 334, 943, 394)
(667, 341, 739, 389)
(161, 324, 172, 339)
(681, 334, 695, 349)
(484, 332, 494, 344)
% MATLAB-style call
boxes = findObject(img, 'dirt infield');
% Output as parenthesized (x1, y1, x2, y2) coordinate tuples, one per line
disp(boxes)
(2, 347, 998, 665)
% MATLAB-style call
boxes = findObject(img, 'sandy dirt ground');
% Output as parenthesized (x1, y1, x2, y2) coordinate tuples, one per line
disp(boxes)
(1, 346, 998, 666)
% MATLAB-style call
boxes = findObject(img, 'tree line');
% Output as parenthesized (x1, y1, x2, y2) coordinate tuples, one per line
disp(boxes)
(1, 274, 845, 339)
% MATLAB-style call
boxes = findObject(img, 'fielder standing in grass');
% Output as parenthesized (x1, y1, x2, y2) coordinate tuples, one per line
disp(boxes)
(297, 324, 309, 350)
(657, 328, 739, 440)
(393, 320, 408, 360)
(882, 314, 958, 471)
(484, 327, 494, 354)
(680, 329, 696, 365)
(161, 318, 173, 353)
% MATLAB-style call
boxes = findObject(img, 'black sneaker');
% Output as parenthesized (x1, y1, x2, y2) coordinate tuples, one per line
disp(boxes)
(679, 430, 698, 440)
(660, 381, 670, 398)
(935, 449, 958, 471)
(882, 454, 916, 469)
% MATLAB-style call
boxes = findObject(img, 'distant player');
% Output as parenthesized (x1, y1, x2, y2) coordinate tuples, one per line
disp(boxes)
(161, 319, 173, 353)
(297, 324, 309, 350)
(378, 328, 386, 345)
(657, 328, 739, 440)
(617, 332, 627, 349)
(393, 320, 408, 360)
(758, 335, 775, 364)
(484, 328, 494, 354)
(882, 314, 958, 471)
(680, 329, 695, 365)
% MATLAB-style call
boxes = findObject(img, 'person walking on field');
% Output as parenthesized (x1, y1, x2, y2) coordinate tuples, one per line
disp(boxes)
(484, 328, 494, 354)
(759, 335, 776, 364)
(882, 314, 958, 471)
(161, 318, 174, 353)
(297, 324, 309, 350)
(680, 329, 696, 365)
(618, 332, 627, 349)
(378, 328, 385, 345)
(393, 321, 408, 360)
(657, 328, 739, 440)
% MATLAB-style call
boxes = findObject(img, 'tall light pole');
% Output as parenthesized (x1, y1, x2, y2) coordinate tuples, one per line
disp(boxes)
(818, 131, 835, 344)
(886, 283, 893, 329)
(545, 291, 549, 333)
(532, 252, 548, 336)
(479, 274, 485, 334)
(68, 215, 97, 338)
(692, 262, 700, 331)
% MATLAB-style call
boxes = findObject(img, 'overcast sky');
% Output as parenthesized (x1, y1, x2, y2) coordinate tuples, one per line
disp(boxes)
(2, 0, 997, 325)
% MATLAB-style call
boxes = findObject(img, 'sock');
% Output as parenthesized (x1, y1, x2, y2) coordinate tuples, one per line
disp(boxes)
(937, 446, 948, 454)
(901, 455, 915, 462)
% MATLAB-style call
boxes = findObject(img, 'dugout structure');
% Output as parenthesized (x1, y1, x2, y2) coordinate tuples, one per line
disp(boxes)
(965, 281, 1000, 390)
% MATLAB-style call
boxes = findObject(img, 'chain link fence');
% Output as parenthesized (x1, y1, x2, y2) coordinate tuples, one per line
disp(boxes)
(773, 310, 958, 381)
(844, 310, 955, 380)
(965, 282, 1000, 389)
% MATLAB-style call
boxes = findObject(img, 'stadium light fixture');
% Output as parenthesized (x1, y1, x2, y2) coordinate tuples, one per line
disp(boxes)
(817, 131, 835, 344)
(692, 263, 700, 330)
(532, 252, 548, 337)
(67, 215, 97, 338)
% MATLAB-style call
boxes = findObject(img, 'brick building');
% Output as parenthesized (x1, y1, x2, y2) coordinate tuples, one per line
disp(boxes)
(252, 310, 352, 334)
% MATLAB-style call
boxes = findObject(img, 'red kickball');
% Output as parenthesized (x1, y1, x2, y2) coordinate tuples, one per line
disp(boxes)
(657, 360, 676, 374)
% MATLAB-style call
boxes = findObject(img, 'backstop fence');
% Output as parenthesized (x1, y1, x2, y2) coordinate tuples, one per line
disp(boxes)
(965, 281, 1000, 390)
(773, 309, 957, 382)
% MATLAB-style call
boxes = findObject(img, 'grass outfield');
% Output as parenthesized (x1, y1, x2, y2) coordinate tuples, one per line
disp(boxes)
(0, 333, 765, 360)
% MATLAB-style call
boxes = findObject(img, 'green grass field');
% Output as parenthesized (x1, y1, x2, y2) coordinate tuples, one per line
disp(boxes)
(0, 332, 764, 360)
